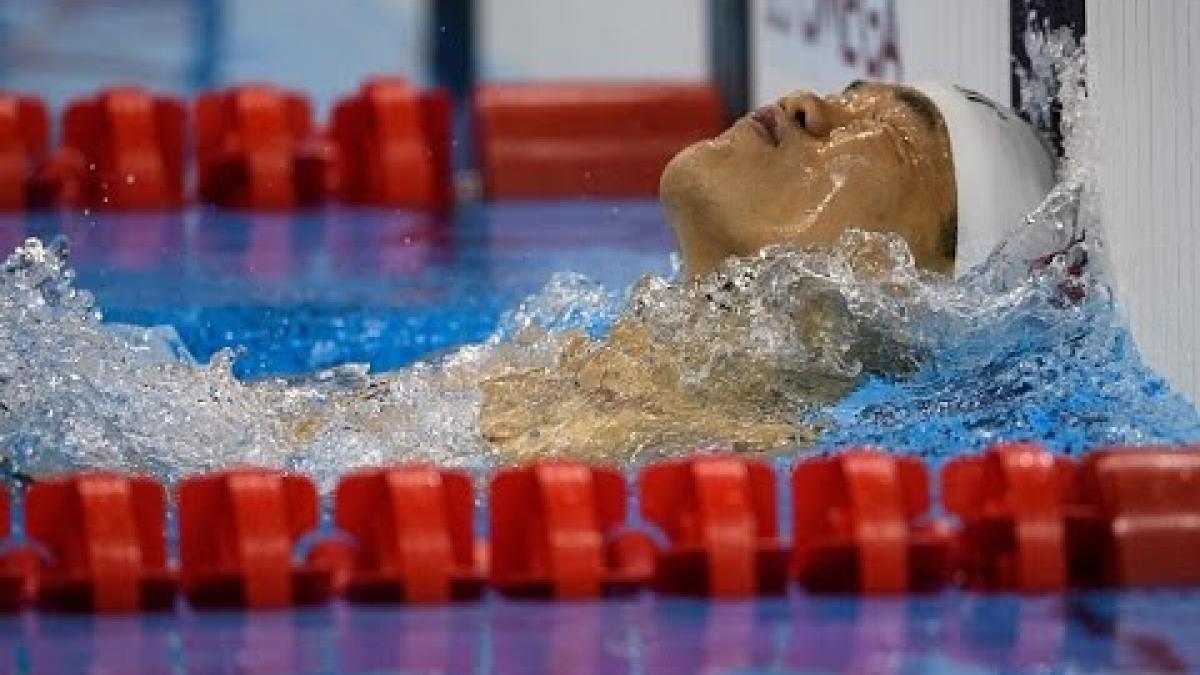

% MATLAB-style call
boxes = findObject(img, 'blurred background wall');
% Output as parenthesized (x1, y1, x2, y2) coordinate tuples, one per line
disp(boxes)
(1089, 0, 1200, 406)
(0, 0, 207, 110)
(222, 0, 428, 113)
(0, 0, 429, 113)
(1, 0, 1198, 406)
(752, 0, 1007, 105)
(476, 0, 708, 82)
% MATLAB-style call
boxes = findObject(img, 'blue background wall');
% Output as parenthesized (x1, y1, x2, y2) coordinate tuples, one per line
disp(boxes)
(0, 0, 429, 114)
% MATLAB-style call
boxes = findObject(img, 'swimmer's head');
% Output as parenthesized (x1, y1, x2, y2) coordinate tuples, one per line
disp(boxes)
(660, 81, 1056, 278)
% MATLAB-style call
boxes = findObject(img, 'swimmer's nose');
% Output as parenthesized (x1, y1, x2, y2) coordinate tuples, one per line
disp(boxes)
(778, 91, 832, 138)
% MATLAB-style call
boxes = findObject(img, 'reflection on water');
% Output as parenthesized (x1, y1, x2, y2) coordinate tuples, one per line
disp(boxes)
(3, 592, 1197, 674)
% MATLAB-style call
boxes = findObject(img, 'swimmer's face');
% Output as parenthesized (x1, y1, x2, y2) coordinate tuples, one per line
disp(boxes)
(661, 82, 957, 277)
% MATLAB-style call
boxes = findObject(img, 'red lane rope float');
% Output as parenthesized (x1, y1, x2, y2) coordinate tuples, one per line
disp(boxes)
(327, 465, 483, 603)
(489, 462, 655, 599)
(1068, 447, 1200, 588)
(1, 445, 1200, 613)
(640, 455, 788, 597)
(793, 449, 953, 593)
(194, 85, 332, 209)
(329, 78, 446, 211)
(39, 87, 187, 211)
(943, 442, 1077, 592)
(474, 82, 724, 199)
(0, 92, 48, 211)
(178, 469, 330, 609)
(24, 472, 175, 612)
(0, 485, 30, 611)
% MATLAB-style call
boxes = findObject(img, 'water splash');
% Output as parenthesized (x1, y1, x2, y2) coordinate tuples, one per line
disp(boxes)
(0, 237, 292, 482)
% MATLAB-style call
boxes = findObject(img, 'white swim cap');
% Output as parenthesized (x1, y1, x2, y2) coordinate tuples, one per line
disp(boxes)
(909, 84, 1057, 278)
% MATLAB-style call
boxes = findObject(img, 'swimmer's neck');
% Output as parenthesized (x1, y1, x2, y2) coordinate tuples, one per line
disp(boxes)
(663, 199, 735, 279)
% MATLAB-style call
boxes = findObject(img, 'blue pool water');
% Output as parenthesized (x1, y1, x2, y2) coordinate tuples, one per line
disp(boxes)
(2, 203, 1200, 673)
(3, 592, 1200, 674)
(2, 203, 674, 379)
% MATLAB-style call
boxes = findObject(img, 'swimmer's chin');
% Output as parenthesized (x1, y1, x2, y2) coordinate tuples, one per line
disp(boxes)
(660, 140, 723, 214)
(658, 148, 692, 210)
(661, 151, 748, 277)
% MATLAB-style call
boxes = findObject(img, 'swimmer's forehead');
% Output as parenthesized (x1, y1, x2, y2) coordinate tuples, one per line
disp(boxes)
(839, 80, 941, 129)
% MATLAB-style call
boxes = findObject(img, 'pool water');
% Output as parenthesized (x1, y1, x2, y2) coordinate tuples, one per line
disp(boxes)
(4, 592, 1200, 674)
(2, 202, 674, 379)
(2, 201, 1200, 674)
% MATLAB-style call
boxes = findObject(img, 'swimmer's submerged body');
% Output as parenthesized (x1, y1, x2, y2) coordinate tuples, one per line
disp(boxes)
(475, 81, 1058, 461)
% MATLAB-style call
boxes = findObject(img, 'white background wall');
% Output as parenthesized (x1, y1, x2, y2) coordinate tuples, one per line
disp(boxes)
(225, 0, 429, 113)
(0, 0, 195, 110)
(1090, 0, 1200, 404)
(896, 0, 1009, 101)
(476, 0, 709, 81)
(752, 0, 1009, 103)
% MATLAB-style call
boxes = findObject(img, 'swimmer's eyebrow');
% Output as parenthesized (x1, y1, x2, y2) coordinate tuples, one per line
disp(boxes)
(843, 81, 939, 129)
(894, 87, 940, 129)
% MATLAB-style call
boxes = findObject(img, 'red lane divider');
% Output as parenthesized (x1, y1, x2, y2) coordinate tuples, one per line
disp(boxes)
(5, 80, 457, 213)
(179, 469, 330, 609)
(1069, 447, 1200, 587)
(793, 450, 953, 593)
(2, 444, 1200, 613)
(0, 546, 38, 613)
(25, 473, 175, 612)
(474, 82, 723, 199)
(40, 87, 187, 210)
(330, 466, 483, 603)
(7, 79, 732, 209)
(195, 85, 331, 209)
(490, 462, 654, 599)
(0, 486, 26, 611)
(640, 455, 788, 597)
(0, 92, 48, 211)
(943, 443, 1076, 591)
(330, 78, 443, 210)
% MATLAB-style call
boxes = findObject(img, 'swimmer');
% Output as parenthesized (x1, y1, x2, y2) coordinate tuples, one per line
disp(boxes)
(479, 82, 1058, 461)
(662, 81, 1056, 279)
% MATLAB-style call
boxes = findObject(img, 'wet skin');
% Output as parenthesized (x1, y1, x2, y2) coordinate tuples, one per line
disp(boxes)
(660, 82, 958, 278)
(476, 83, 962, 460)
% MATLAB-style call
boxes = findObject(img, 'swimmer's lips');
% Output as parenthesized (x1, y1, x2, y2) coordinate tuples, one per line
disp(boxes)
(750, 106, 782, 147)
